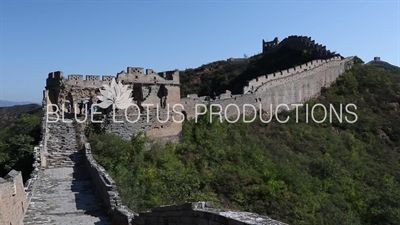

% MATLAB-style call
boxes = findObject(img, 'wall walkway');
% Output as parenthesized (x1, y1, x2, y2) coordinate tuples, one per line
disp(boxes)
(22, 117, 112, 224)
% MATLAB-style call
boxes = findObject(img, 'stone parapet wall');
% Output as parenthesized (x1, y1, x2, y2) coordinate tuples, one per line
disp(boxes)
(83, 141, 136, 225)
(0, 170, 28, 225)
(23, 145, 41, 206)
(46, 67, 180, 89)
(243, 56, 343, 93)
(181, 56, 354, 120)
(132, 202, 289, 225)
(24, 103, 48, 207)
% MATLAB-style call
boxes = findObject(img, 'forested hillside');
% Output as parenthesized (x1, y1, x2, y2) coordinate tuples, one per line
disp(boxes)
(0, 104, 42, 181)
(0, 113, 41, 181)
(87, 60, 400, 225)
(0, 103, 41, 129)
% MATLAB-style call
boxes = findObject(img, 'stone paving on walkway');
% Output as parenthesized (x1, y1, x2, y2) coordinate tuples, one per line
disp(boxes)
(23, 119, 112, 225)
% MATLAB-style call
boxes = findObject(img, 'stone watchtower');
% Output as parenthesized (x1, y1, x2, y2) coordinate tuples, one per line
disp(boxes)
(374, 57, 381, 62)
(44, 71, 64, 113)
(43, 67, 183, 142)
(262, 37, 279, 54)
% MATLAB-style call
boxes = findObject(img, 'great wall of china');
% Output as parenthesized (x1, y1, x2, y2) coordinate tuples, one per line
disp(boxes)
(1, 35, 354, 225)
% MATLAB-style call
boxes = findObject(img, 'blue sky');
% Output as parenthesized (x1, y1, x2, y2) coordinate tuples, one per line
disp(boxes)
(0, 0, 399, 102)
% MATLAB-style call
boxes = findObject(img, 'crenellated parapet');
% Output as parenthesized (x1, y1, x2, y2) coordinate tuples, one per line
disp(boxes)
(181, 55, 354, 120)
(117, 67, 180, 85)
(44, 65, 182, 140)
(262, 37, 279, 53)
(46, 67, 180, 90)
(64, 74, 115, 87)
(46, 71, 64, 89)
(242, 55, 343, 94)
(183, 55, 343, 103)
(263, 35, 338, 59)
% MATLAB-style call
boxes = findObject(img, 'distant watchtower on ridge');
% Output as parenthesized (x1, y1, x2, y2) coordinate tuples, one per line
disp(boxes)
(262, 37, 279, 53)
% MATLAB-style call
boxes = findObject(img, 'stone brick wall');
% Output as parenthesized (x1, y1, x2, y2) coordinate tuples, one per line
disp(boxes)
(24, 102, 47, 207)
(23, 145, 41, 206)
(98, 80, 182, 141)
(45, 66, 182, 141)
(262, 37, 279, 53)
(0, 170, 28, 225)
(181, 56, 354, 120)
(103, 111, 183, 142)
(46, 67, 180, 90)
(83, 141, 137, 225)
(132, 202, 289, 225)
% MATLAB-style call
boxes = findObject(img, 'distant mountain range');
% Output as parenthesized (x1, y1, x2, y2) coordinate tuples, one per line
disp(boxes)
(0, 100, 40, 107)
(0, 103, 42, 128)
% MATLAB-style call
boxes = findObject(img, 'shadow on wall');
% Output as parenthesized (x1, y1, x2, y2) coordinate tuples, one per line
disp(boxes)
(69, 151, 112, 223)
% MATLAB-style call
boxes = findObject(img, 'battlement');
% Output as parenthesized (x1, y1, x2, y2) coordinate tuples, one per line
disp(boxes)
(181, 55, 352, 120)
(46, 71, 64, 88)
(125, 67, 179, 79)
(47, 71, 64, 79)
(68, 74, 84, 81)
(157, 70, 180, 81)
(64, 74, 115, 87)
(263, 35, 337, 58)
(67, 74, 116, 82)
(47, 66, 180, 89)
(262, 37, 279, 53)
(243, 55, 342, 93)
(117, 67, 179, 85)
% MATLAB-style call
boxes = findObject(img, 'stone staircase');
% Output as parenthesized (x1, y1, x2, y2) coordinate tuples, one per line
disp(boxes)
(23, 118, 113, 225)
(46, 119, 82, 168)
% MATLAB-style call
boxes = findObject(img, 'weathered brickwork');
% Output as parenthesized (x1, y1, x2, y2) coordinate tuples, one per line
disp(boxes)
(22, 115, 113, 224)
(82, 141, 137, 224)
(0, 170, 28, 225)
(44, 66, 181, 142)
(181, 56, 354, 120)
(132, 202, 289, 225)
